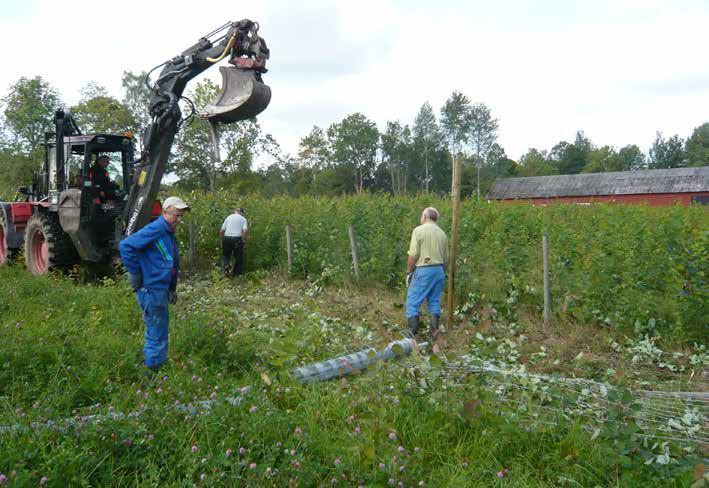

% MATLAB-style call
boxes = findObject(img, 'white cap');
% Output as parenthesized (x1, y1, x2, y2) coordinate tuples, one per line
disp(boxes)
(162, 196, 190, 210)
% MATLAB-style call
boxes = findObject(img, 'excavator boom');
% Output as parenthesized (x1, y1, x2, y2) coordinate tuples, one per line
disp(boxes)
(123, 19, 270, 236)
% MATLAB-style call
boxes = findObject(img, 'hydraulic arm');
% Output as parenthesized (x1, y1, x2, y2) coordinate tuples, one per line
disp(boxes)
(124, 19, 270, 235)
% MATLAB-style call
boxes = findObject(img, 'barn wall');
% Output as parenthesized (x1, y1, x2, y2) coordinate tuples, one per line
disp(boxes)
(499, 192, 709, 207)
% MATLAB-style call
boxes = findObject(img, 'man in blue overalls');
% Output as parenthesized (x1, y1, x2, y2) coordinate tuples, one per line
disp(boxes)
(405, 207, 449, 340)
(119, 196, 189, 374)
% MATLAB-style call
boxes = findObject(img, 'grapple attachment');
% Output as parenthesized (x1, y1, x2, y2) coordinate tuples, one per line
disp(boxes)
(202, 66, 271, 123)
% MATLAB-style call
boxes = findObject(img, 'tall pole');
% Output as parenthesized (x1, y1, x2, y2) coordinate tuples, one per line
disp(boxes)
(476, 164, 480, 199)
(446, 153, 463, 328)
(285, 225, 293, 275)
(348, 224, 361, 280)
(543, 234, 551, 326)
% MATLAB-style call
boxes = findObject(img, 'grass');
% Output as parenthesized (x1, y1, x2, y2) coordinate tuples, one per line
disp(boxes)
(0, 265, 705, 487)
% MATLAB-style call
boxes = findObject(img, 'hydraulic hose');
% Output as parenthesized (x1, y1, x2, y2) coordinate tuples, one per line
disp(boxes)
(206, 34, 236, 63)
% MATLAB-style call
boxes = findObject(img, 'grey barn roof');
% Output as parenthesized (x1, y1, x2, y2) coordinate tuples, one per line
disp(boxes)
(487, 167, 709, 199)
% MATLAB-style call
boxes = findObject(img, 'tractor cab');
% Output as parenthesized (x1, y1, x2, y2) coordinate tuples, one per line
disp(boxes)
(40, 133, 134, 207)
(37, 132, 135, 265)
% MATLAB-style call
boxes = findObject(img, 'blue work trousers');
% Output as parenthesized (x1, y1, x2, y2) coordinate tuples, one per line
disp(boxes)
(406, 265, 445, 318)
(136, 288, 170, 369)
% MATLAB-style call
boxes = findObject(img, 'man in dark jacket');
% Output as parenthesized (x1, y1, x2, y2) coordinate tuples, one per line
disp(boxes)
(89, 155, 116, 203)
(119, 196, 189, 373)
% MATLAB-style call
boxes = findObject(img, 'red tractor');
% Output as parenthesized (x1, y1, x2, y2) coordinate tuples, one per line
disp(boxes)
(0, 19, 270, 275)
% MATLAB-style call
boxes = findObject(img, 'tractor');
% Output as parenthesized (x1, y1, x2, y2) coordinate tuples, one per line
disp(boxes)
(0, 19, 271, 275)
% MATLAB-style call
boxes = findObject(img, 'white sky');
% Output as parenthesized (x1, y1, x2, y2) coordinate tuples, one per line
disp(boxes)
(2, 0, 708, 163)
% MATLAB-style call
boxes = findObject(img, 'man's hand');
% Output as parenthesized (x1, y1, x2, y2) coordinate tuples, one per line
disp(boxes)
(169, 290, 178, 305)
(127, 273, 142, 292)
(406, 271, 414, 288)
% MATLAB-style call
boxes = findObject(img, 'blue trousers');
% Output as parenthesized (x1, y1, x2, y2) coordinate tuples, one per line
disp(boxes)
(406, 265, 445, 318)
(136, 288, 169, 369)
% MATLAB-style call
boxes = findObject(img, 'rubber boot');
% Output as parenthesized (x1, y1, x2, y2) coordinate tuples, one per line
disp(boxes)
(407, 315, 420, 338)
(429, 315, 440, 341)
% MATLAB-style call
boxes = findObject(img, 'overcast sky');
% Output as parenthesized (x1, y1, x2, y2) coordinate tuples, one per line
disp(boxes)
(2, 0, 708, 163)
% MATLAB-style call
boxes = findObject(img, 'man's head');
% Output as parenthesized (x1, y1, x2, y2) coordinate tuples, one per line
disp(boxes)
(162, 196, 190, 227)
(235, 207, 245, 216)
(420, 207, 439, 224)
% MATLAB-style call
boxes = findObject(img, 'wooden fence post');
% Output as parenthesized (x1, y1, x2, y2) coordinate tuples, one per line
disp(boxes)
(285, 225, 293, 275)
(543, 233, 551, 325)
(348, 224, 361, 280)
(446, 153, 463, 328)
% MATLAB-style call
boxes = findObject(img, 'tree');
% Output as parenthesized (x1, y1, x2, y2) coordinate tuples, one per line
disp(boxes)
(2, 76, 61, 152)
(381, 120, 412, 195)
(297, 126, 332, 194)
(467, 103, 499, 164)
(550, 131, 592, 174)
(327, 113, 379, 194)
(685, 122, 709, 167)
(71, 82, 136, 135)
(467, 102, 499, 197)
(582, 146, 623, 173)
(648, 132, 686, 169)
(0, 136, 35, 200)
(479, 143, 515, 196)
(412, 102, 443, 193)
(440, 91, 471, 153)
(121, 71, 153, 153)
(173, 79, 264, 191)
(617, 144, 646, 170)
(518, 148, 558, 177)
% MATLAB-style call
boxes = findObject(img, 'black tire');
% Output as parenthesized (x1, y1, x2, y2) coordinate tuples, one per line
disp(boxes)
(24, 211, 78, 275)
(0, 208, 10, 266)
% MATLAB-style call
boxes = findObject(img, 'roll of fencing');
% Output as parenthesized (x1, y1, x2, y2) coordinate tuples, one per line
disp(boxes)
(292, 338, 421, 384)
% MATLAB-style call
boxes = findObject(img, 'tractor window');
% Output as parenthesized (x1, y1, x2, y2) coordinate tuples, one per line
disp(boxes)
(66, 144, 84, 189)
(89, 151, 127, 197)
(105, 153, 124, 191)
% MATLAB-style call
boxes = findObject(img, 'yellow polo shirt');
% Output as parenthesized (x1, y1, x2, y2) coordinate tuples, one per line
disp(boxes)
(408, 222, 448, 267)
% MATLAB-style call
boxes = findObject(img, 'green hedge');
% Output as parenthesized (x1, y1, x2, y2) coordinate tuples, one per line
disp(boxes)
(177, 192, 707, 339)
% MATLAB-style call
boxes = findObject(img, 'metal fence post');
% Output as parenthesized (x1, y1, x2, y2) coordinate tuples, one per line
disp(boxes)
(285, 225, 293, 275)
(348, 224, 361, 280)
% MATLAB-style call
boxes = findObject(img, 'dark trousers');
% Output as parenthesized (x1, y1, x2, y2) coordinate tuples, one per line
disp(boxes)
(222, 236, 244, 276)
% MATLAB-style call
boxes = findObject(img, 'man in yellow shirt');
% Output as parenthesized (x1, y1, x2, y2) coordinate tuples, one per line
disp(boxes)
(405, 207, 448, 339)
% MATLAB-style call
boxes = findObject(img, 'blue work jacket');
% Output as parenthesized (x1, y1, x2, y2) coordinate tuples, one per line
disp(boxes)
(119, 216, 179, 291)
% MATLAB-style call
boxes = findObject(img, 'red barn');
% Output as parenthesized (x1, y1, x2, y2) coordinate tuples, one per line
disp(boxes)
(487, 167, 709, 206)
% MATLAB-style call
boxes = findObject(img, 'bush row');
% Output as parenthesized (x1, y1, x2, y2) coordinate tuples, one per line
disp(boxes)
(176, 192, 707, 339)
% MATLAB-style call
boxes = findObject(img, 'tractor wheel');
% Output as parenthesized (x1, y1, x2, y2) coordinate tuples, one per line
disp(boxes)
(0, 209, 9, 266)
(23, 212, 78, 275)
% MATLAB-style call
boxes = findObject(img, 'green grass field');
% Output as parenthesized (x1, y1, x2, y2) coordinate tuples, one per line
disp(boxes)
(0, 266, 705, 487)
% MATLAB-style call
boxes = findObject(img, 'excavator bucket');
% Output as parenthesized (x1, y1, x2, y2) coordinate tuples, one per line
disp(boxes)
(202, 66, 271, 123)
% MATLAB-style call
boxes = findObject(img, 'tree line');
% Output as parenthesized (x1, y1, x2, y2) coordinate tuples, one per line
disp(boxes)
(1, 75, 707, 200)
